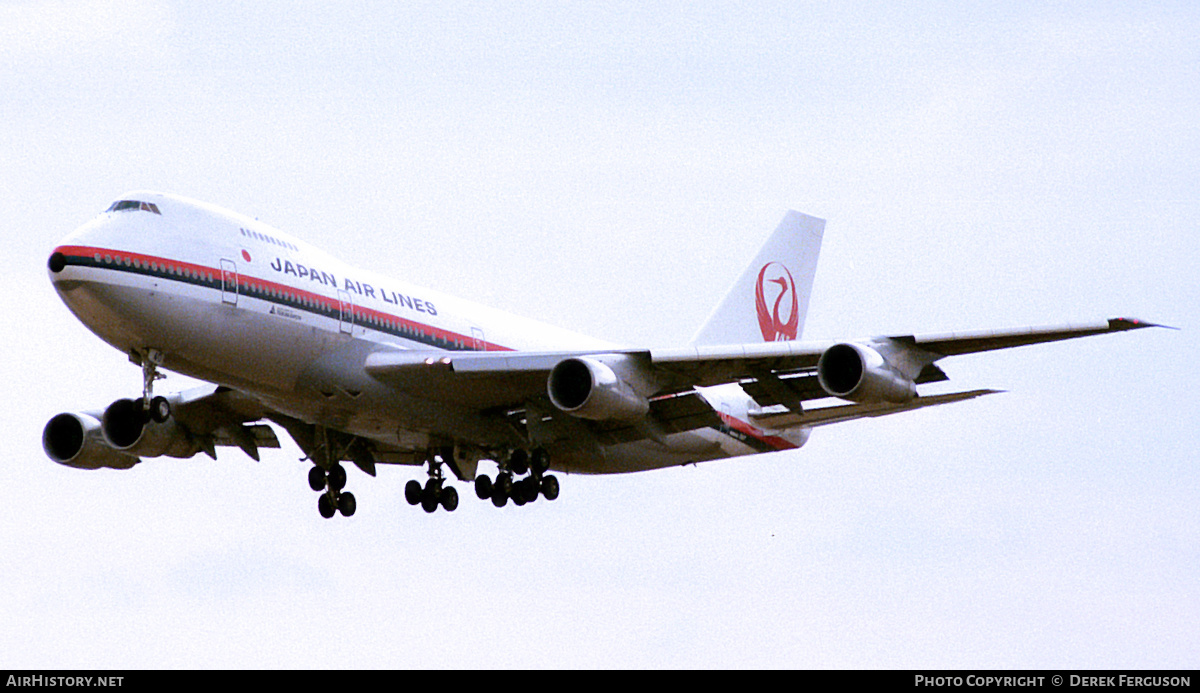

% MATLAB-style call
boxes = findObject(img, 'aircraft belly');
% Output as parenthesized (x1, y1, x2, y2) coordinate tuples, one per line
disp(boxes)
(289, 342, 524, 450)
(548, 429, 732, 475)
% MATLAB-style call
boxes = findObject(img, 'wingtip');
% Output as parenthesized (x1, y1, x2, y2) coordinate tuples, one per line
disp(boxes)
(1108, 317, 1179, 331)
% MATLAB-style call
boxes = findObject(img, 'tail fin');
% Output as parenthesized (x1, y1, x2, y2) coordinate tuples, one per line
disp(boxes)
(691, 211, 825, 345)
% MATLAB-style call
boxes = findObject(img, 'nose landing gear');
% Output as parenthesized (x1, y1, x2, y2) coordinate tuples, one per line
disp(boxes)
(132, 348, 172, 424)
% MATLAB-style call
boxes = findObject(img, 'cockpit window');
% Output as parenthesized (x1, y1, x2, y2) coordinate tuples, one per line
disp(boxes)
(106, 200, 161, 215)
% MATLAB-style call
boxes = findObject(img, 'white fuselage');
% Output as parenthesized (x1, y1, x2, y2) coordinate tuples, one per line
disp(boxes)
(49, 192, 804, 473)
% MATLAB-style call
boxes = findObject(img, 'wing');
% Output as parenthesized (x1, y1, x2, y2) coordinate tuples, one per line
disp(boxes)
(363, 316, 1163, 435)
(646, 317, 1163, 390)
(163, 385, 282, 460)
(366, 317, 1160, 398)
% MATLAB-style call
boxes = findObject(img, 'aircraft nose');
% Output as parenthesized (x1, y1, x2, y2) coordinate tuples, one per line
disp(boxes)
(48, 251, 67, 274)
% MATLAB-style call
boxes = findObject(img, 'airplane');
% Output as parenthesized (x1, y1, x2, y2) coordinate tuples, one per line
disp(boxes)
(43, 192, 1166, 518)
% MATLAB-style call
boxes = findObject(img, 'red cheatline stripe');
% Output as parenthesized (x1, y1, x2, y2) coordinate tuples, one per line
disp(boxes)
(54, 244, 514, 352)
(717, 411, 798, 451)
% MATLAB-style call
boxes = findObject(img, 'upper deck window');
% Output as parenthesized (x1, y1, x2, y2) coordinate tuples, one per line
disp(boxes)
(107, 200, 161, 215)
(239, 226, 298, 251)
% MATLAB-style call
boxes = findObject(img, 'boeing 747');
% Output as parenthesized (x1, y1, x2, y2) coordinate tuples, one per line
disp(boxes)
(43, 193, 1164, 517)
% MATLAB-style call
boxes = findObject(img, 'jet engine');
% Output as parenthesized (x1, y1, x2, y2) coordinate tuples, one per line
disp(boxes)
(42, 412, 140, 470)
(101, 398, 200, 459)
(547, 357, 651, 421)
(817, 342, 917, 403)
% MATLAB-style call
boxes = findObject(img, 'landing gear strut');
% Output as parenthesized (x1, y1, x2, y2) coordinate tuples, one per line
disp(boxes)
(135, 349, 171, 423)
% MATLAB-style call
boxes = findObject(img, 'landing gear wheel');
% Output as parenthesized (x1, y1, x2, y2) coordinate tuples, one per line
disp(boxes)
(509, 449, 529, 476)
(149, 396, 171, 424)
(327, 463, 347, 492)
(491, 485, 508, 508)
(405, 480, 423, 506)
(338, 492, 357, 517)
(525, 477, 541, 503)
(318, 493, 336, 519)
(421, 479, 442, 513)
(440, 486, 459, 512)
(540, 474, 560, 501)
(530, 448, 550, 476)
(308, 466, 327, 492)
(475, 474, 493, 500)
(495, 473, 513, 500)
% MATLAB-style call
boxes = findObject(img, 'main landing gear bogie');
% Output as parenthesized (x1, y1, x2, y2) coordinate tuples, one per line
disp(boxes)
(310, 462, 356, 519)
(401, 447, 559, 514)
(405, 478, 459, 513)
(308, 446, 561, 518)
(474, 448, 559, 509)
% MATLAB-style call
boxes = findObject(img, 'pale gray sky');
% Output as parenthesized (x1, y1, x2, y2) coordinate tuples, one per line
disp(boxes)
(3, 1, 1196, 668)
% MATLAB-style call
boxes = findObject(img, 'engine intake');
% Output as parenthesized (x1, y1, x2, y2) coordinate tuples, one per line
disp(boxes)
(817, 343, 917, 403)
(102, 398, 199, 458)
(43, 412, 139, 470)
(547, 357, 650, 421)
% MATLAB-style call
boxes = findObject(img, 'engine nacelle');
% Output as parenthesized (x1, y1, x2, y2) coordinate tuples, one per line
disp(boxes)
(817, 342, 917, 404)
(42, 412, 140, 470)
(547, 357, 651, 421)
(102, 398, 199, 459)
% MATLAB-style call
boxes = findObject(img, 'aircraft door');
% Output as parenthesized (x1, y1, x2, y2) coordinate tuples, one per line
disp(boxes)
(338, 290, 354, 335)
(220, 259, 238, 306)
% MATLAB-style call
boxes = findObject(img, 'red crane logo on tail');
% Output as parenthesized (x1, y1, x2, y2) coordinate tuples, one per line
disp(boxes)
(755, 262, 799, 341)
